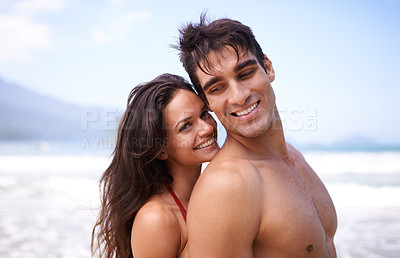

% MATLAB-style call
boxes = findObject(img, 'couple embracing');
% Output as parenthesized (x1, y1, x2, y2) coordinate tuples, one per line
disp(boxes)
(92, 15, 337, 258)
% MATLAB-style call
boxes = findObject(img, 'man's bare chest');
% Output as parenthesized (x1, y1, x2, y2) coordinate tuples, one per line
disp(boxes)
(250, 160, 333, 257)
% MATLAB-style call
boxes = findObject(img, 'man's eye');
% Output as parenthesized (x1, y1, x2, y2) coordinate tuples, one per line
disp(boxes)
(209, 85, 225, 94)
(210, 87, 219, 93)
(179, 123, 191, 132)
(239, 69, 254, 79)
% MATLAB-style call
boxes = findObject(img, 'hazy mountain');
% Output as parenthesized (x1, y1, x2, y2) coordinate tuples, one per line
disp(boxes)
(330, 135, 377, 148)
(0, 78, 119, 141)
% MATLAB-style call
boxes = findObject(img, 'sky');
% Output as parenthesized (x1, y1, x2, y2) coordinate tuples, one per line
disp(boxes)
(1, 0, 399, 146)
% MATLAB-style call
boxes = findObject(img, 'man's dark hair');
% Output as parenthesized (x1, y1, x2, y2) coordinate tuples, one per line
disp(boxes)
(175, 13, 266, 101)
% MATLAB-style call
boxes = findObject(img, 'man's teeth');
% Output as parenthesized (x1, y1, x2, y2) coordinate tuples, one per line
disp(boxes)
(195, 138, 214, 149)
(235, 102, 258, 117)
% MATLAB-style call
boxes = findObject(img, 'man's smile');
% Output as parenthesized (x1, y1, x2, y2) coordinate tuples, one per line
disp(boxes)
(231, 100, 260, 117)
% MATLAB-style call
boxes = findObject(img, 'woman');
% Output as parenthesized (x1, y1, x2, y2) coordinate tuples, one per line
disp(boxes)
(91, 73, 220, 257)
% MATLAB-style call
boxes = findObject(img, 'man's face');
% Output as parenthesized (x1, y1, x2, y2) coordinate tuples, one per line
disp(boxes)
(195, 47, 276, 139)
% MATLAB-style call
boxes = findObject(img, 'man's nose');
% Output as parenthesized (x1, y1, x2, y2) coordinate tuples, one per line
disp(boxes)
(228, 80, 251, 105)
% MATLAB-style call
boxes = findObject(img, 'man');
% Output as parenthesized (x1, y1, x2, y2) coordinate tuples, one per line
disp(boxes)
(176, 15, 337, 257)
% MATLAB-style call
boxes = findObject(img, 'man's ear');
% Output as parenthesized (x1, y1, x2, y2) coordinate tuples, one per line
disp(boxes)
(263, 54, 275, 83)
(157, 150, 168, 160)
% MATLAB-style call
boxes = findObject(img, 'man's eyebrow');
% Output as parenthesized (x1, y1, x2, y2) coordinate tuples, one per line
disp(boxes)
(203, 76, 222, 92)
(174, 116, 192, 130)
(234, 59, 258, 73)
(202, 59, 258, 92)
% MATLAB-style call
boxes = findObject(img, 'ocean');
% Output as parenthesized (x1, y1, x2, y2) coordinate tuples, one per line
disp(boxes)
(0, 141, 399, 257)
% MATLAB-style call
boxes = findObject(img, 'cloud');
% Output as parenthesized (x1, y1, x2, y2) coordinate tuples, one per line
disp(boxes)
(108, 0, 149, 6)
(111, 10, 152, 35)
(0, 14, 51, 65)
(92, 28, 111, 45)
(109, 0, 125, 6)
(90, 10, 152, 45)
(0, 0, 65, 66)
(14, 0, 65, 14)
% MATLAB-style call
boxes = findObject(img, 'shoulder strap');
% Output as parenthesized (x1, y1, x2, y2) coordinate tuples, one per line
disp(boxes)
(165, 184, 187, 223)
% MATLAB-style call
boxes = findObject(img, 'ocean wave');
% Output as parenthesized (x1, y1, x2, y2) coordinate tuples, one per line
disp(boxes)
(326, 183, 400, 208)
(304, 151, 400, 174)
(3, 151, 399, 176)
(0, 155, 112, 175)
(320, 172, 400, 187)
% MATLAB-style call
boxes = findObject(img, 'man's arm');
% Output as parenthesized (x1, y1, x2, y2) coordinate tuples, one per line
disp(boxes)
(187, 164, 261, 258)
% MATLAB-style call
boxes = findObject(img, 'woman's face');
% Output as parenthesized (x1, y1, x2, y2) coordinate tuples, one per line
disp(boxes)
(162, 89, 219, 168)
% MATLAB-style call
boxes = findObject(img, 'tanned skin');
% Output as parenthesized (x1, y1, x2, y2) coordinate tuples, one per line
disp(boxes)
(131, 90, 219, 258)
(187, 47, 337, 258)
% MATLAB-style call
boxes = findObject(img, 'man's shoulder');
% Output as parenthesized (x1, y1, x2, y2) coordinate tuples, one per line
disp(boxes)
(203, 154, 255, 180)
(194, 156, 259, 201)
(207, 143, 254, 170)
(189, 154, 263, 232)
(286, 142, 306, 161)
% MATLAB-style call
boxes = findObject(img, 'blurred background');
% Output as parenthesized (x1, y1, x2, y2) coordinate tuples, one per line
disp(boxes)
(0, 0, 399, 257)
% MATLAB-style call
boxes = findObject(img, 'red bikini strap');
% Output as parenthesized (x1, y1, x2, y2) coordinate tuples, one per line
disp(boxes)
(165, 184, 187, 223)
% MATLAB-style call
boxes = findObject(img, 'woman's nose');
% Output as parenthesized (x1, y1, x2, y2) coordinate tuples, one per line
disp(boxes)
(198, 118, 214, 137)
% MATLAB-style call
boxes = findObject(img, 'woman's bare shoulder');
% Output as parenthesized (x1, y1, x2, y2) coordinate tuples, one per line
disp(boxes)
(131, 197, 181, 257)
(134, 197, 179, 231)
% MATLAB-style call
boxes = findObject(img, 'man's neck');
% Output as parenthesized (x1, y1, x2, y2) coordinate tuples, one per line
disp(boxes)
(224, 109, 292, 163)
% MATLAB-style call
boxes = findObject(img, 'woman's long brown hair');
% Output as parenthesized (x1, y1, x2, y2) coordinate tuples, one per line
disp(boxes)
(91, 74, 195, 258)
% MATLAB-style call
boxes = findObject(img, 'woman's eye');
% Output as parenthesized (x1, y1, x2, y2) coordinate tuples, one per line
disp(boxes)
(179, 122, 191, 132)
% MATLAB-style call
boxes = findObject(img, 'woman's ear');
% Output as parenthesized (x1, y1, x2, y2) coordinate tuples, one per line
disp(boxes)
(157, 150, 168, 160)
(263, 54, 275, 83)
